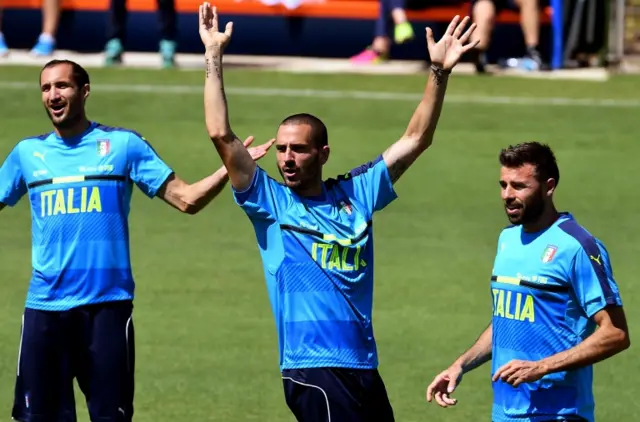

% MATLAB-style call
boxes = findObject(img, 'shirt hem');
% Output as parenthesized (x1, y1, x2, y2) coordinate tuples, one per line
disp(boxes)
(492, 411, 593, 422)
(25, 294, 134, 311)
(280, 361, 378, 371)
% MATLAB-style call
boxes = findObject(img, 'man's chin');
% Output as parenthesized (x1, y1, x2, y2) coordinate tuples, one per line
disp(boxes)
(506, 213, 523, 225)
(49, 115, 77, 129)
(283, 178, 301, 188)
(47, 112, 66, 125)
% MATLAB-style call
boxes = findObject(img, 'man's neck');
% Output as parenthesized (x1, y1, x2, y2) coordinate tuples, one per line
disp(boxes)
(292, 182, 324, 198)
(523, 207, 561, 233)
(54, 118, 91, 139)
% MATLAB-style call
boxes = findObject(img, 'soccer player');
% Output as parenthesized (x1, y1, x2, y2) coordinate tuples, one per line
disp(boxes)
(426, 142, 630, 422)
(197, 3, 478, 421)
(0, 59, 273, 422)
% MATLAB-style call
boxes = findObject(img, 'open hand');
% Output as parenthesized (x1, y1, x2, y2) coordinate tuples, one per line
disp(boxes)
(199, 2, 233, 51)
(492, 359, 547, 387)
(243, 136, 275, 161)
(426, 365, 464, 408)
(426, 15, 478, 71)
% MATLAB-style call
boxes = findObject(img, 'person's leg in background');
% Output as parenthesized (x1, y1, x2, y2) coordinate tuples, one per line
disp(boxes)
(157, 0, 177, 68)
(391, 6, 414, 44)
(31, 0, 60, 56)
(0, 6, 7, 57)
(513, 0, 542, 66)
(470, 0, 497, 73)
(350, 0, 413, 64)
(104, 0, 127, 66)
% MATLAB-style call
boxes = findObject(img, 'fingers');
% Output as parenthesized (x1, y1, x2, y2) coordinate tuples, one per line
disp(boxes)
(453, 16, 471, 39)
(243, 135, 255, 147)
(434, 390, 457, 408)
(427, 372, 458, 407)
(442, 392, 458, 406)
(211, 4, 218, 32)
(493, 361, 518, 383)
(505, 370, 521, 386)
(425, 27, 435, 48)
(511, 376, 525, 388)
(434, 391, 447, 407)
(447, 375, 458, 394)
(265, 138, 276, 148)
(426, 376, 442, 402)
(492, 361, 511, 382)
(225, 21, 234, 38)
(445, 15, 460, 36)
(459, 22, 477, 44)
(463, 39, 481, 53)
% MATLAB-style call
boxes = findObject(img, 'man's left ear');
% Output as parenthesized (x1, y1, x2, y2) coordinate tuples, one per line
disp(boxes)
(320, 145, 330, 166)
(545, 178, 557, 197)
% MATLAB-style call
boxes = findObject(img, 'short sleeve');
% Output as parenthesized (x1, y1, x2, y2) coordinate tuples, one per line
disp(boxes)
(0, 145, 27, 206)
(339, 155, 397, 218)
(127, 132, 174, 198)
(233, 166, 286, 220)
(570, 240, 623, 318)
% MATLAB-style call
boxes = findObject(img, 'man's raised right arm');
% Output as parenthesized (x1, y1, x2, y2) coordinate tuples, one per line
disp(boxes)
(200, 3, 258, 192)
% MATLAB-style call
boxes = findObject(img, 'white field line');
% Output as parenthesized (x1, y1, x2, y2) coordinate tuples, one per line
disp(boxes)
(2, 81, 639, 108)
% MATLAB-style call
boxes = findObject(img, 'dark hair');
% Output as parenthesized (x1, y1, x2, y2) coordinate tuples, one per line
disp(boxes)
(499, 142, 560, 186)
(280, 113, 328, 148)
(40, 59, 90, 88)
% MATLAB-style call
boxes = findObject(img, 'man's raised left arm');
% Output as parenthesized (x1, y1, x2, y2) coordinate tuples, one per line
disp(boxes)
(382, 16, 478, 184)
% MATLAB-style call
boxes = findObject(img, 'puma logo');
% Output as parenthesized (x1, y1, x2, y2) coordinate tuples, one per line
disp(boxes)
(33, 151, 46, 162)
(590, 254, 602, 265)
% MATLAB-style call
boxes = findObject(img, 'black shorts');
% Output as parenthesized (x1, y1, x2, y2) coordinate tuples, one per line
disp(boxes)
(12, 300, 135, 422)
(282, 367, 394, 422)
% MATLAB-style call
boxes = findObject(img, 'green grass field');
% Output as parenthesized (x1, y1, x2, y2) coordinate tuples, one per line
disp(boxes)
(0, 65, 638, 421)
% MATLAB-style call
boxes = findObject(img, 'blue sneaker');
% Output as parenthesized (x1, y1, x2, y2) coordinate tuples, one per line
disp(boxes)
(499, 56, 541, 72)
(104, 38, 124, 66)
(30, 34, 55, 56)
(159, 39, 177, 69)
(0, 34, 8, 57)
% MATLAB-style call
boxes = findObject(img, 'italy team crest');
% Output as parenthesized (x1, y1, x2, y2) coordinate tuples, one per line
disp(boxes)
(97, 140, 111, 156)
(339, 200, 352, 215)
(541, 245, 558, 263)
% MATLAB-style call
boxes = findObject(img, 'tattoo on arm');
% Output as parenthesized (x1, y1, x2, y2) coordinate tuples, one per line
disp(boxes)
(213, 57, 221, 78)
(205, 55, 222, 79)
(387, 158, 409, 184)
(205, 58, 213, 78)
(430, 64, 450, 86)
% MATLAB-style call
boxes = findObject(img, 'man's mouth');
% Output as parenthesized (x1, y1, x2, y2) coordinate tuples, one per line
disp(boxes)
(50, 104, 66, 117)
(505, 203, 522, 215)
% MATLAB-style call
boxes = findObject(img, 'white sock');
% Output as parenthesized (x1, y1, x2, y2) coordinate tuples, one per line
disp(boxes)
(39, 33, 55, 43)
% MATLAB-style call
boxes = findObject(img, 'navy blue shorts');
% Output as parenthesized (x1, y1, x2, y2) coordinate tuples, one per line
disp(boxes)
(282, 368, 395, 422)
(12, 300, 135, 422)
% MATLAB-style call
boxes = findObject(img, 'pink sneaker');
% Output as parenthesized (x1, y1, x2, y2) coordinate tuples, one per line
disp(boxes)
(350, 47, 387, 64)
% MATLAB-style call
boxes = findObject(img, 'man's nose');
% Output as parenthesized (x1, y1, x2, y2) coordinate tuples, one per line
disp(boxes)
(47, 88, 61, 102)
(284, 149, 294, 162)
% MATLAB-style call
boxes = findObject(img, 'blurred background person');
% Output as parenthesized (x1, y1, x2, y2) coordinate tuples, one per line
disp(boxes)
(0, 5, 6, 57)
(350, 0, 418, 64)
(0, 0, 61, 56)
(104, 0, 178, 68)
(470, 0, 545, 72)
